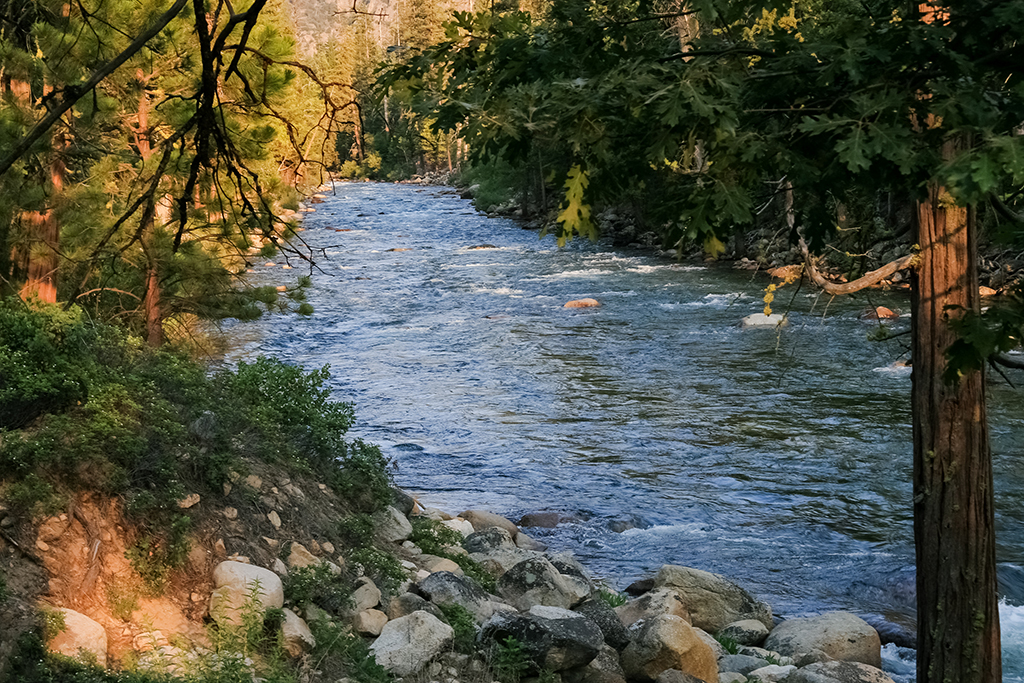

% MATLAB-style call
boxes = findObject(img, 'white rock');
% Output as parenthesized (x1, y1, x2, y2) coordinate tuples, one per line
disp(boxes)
(370, 611, 454, 676)
(48, 608, 107, 666)
(209, 561, 284, 626)
(352, 579, 382, 611)
(267, 510, 282, 528)
(440, 518, 475, 537)
(287, 543, 320, 569)
(748, 664, 797, 682)
(280, 608, 315, 657)
(741, 313, 788, 328)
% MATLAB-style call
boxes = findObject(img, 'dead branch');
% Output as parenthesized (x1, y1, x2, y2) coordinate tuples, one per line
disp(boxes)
(799, 238, 914, 296)
(992, 353, 1024, 370)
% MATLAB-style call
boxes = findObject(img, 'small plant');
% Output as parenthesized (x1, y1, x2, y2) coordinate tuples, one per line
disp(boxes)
(338, 513, 376, 549)
(348, 547, 407, 596)
(716, 633, 740, 655)
(596, 588, 628, 608)
(491, 636, 531, 683)
(283, 563, 352, 614)
(764, 653, 783, 666)
(438, 602, 478, 654)
(407, 518, 496, 592)
(39, 606, 67, 643)
(106, 578, 142, 621)
(308, 616, 392, 683)
(126, 515, 192, 594)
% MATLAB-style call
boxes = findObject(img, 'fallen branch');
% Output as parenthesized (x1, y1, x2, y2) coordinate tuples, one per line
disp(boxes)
(799, 238, 915, 295)
(992, 353, 1024, 370)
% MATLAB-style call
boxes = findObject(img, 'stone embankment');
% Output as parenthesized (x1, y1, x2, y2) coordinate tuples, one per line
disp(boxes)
(43, 492, 896, 683)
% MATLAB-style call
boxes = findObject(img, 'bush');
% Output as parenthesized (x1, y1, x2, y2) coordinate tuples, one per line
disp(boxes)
(348, 547, 406, 596)
(438, 602, 477, 654)
(408, 518, 495, 593)
(282, 562, 353, 614)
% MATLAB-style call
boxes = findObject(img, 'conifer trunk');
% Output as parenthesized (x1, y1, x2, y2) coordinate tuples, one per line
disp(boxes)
(912, 139, 1000, 683)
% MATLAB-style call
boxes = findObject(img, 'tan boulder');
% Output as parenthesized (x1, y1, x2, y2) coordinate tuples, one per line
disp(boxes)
(458, 510, 520, 538)
(615, 588, 691, 628)
(280, 608, 315, 657)
(209, 561, 284, 626)
(621, 614, 717, 683)
(353, 609, 389, 636)
(564, 298, 600, 308)
(47, 608, 107, 667)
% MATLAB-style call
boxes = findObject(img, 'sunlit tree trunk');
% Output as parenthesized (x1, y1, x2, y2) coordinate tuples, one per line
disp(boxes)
(135, 71, 164, 346)
(912, 137, 1000, 683)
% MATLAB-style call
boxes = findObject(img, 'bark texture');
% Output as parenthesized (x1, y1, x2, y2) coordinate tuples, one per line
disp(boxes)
(912, 142, 1000, 683)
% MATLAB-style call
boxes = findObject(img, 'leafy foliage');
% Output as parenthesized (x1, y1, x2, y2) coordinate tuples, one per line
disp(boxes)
(282, 562, 353, 614)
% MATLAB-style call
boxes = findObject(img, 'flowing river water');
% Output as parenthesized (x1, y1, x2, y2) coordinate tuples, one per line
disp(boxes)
(219, 182, 1024, 681)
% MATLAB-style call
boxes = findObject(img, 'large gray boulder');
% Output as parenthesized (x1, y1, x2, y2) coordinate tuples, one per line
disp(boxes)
(718, 654, 771, 675)
(621, 614, 718, 683)
(465, 527, 537, 574)
(574, 597, 632, 651)
(498, 557, 590, 610)
(562, 643, 627, 683)
(718, 619, 770, 646)
(479, 606, 604, 672)
(47, 608, 107, 667)
(209, 561, 284, 627)
(374, 505, 413, 543)
(786, 660, 896, 683)
(654, 565, 772, 632)
(370, 611, 454, 677)
(419, 570, 511, 623)
(763, 612, 881, 668)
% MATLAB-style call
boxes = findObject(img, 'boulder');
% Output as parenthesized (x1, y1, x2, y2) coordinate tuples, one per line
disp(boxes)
(655, 671, 706, 683)
(210, 561, 284, 626)
(420, 554, 464, 575)
(440, 517, 476, 538)
(741, 313, 787, 328)
(464, 527, 537, 574)
(353, 609, 389, 636)
(280, 608, 315, 657)
(374, 505, 413, 543)
(479, 607, 604, 672)
(718, 619, 770, 646)
(574, 597, 632, 651)
(720, 674, 747, 683)
(621, 614, 718, 683)
(858, 306, 899, 321)
(654, 565, 772, 632)
(564, 299, 601, 308)
(47, 608, 107, 666)
(459, 510, 520, 538)
(516, 532, 548, 551)
(498, 557, 590, 610)
(287, 543, 320, 569)
(616, 588, 691, 628)
(747, 664, 797, 682)
(519, 511, 567, 528)
(419, 570, 509, 623)
(386, 592, 444, 621)
(390, 488, 416, 517)
(786, 660, 896, 683)
(693, 627, 725, 660)
(562, 643, 627, 683)
(370, 611, 454, 677)
(763, 612, 881, 668)
(351, 578, 382, 611)
(718, 654, 771, 675)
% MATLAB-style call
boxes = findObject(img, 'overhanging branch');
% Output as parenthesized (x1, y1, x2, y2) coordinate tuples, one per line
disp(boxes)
(799, 238, 915, 295)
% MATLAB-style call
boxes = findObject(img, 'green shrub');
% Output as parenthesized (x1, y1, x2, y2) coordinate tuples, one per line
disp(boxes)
(5, 631, 170, 683)
(716, 633, 740, 655)
(491, 636, 531, 683)
(438, 602, 477, 654)
(337, 514, 375, 549)
(348, 547, 406, 596)
(408, 518, 495, 593)
(282, 562, 353, 613)
(596, 588, 628, 608)
(125, 515, 192, 595)
(308, 616, 392, 683)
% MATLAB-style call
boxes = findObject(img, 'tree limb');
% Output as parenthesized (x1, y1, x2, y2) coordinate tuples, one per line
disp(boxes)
(0, 0, 189, 179)
(992, 353, 1024, 370)
(799, 238, 915, 295)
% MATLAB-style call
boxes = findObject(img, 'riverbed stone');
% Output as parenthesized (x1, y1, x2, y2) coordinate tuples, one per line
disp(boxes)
(616, 588, 691, 628)
(498, 557, 590, 610)
(786, 660, 896, 683)
(719, 654, 770, 675)
(654, 565, 772, 632)
(374, 505, 413, 543)
(48, 608, 107, 666)
(741, 313, 787, 327)
(459, 509, 520, 538)
(210, 561, 284, 626)
(464, 527, 537, 574)
(516, 531, 548, 551)
(574, 597, 632, 650)
(747, 664, 797, 682)
(519, 511, 566, 528)
(480, 607, 604, 672)
(386, 592, 444, 621)
(562, 643, 627, 683)
(419, 570, 510, 623)
(621, 614, 718, 683)
(763, 612, 881, 668)
(370, 611, 454, 677)
(280, 608, 315, 657)
(718, 619, 770, 646)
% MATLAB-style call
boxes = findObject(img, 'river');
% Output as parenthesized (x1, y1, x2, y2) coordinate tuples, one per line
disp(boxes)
(220, 181, 1024, 681)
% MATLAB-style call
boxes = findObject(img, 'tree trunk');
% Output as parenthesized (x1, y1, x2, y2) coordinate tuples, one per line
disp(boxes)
(912, 139, 1000, 683)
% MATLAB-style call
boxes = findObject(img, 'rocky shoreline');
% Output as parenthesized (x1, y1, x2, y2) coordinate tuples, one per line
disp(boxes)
(44, 491, 903, 683)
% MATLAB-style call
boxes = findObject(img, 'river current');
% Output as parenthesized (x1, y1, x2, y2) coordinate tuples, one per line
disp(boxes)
(220, 182, 1024, 680)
